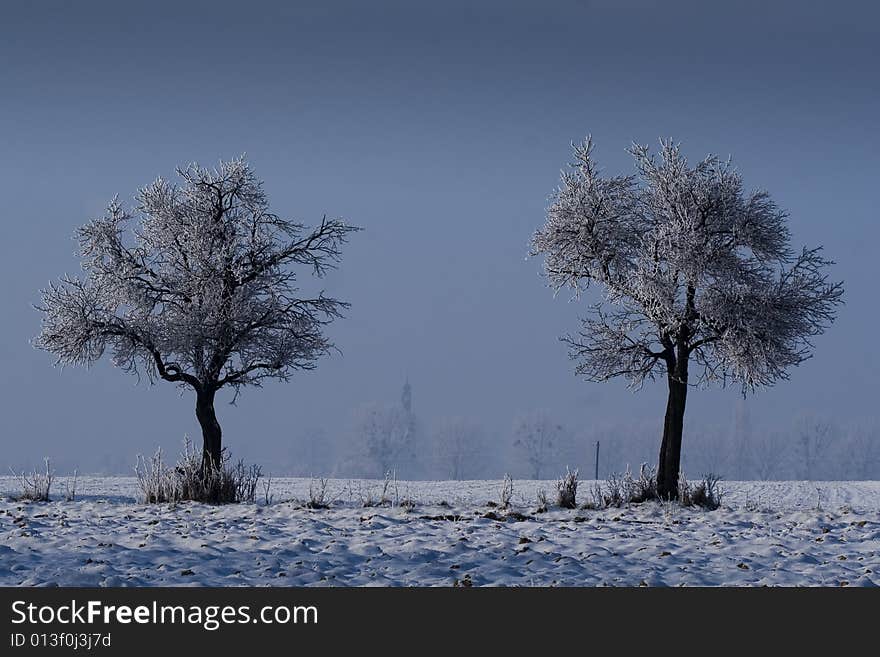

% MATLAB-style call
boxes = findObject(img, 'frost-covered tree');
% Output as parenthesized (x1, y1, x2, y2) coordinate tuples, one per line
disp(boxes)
(532, 137, 843, 498)
(35, 157, 358, 471)
(433, 417, 488, 480)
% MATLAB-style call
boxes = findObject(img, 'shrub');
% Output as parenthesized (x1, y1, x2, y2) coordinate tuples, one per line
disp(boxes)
(356, 469, 400, 508)
(358, 487, 377, 507)
(555, 467, 579, 509)
(135, 438, 261, 504)
(10, 458, 54, 502)
(630, 463, 658, 503)
(262, 475, 274, 506)
(602, 472, 625, 508)
(307, 477, 332, 509)
(499, 473, 514, 509)
(536, 488, 549, 513)
(577, 465, 722, 511)
(62, 470, 78, 502)
(383, 470, 396, 504)
(581, 482, 604, 510)
(681, 473, 723, 510)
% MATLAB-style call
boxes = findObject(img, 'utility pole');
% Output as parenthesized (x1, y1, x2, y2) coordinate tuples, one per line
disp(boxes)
(595, 440, 600, 481)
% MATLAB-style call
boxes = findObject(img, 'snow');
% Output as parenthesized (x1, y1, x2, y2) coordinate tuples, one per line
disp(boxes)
(1, 477, 877, 586)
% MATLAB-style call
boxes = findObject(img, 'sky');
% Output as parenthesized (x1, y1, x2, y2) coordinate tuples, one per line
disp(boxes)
(1, 0, 877, 474)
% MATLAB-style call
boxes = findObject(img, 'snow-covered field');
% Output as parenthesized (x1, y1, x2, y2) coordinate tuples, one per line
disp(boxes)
(1, 477, 878, 587)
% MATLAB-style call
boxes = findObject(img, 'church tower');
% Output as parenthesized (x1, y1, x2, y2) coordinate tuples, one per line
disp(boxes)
(401, 377, 412, 414)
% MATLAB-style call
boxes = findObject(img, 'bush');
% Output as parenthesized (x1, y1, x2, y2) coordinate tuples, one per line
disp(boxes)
(602, 472, 626, 508)
(306, 477, 332, 509)
(62, 470, 78, 502)
(499, 473, 514, 509)
(581, 482, 604, 510)
(555, 467, 579, 509)
(579, 466, 721, 511)
(680, 473, 723, 510)
(262, 475, 274, 506)
(536, 488, 549, 513)
(630, 463, 658, 503)
(10, 458, 54, 502)
(135, 438, 261, 504)
(360, 470, 395, 507)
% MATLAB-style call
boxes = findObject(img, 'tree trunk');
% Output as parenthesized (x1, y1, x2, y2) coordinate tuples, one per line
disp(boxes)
(195, 389, 222, 473)
(657, 356, 689, 499)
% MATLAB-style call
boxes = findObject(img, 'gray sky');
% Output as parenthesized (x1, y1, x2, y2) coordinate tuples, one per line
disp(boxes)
(1, 0, 877, 473)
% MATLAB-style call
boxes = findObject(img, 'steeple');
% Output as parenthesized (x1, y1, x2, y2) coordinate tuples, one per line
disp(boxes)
(401, 376, 412, 414)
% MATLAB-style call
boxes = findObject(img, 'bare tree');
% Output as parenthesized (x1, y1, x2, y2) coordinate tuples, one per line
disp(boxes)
(729, 399, 754, 479)
(795, 416, 836, 480)
(532, 137, 843, 498)
(354, 403, 416, 477)
(35, 157, 358, 471)
(745, 430, 790, 480)
(433, 417, 487, 480)
(843, 421, 880, 480)
(512, 410, 566, 479)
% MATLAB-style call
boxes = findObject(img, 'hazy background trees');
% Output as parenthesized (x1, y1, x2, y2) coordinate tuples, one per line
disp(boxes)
(7, 392, 876, 481)
(432, 417, 489, 480)
(349, 402, 417, 478)
(510, 410, 573, 479)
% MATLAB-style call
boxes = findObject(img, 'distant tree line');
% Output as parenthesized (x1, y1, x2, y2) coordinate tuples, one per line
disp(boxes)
(274, 395, 880, 482)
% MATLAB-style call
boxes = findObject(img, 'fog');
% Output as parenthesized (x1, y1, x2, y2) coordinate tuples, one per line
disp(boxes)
(1, 1, 877, 479)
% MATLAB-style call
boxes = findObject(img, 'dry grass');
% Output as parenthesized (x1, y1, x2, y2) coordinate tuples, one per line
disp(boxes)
(9, 458, 54, 502)
(555, 467, 579, 509)
(499, 473, 514, 509)
(135, 439, 261, 504)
